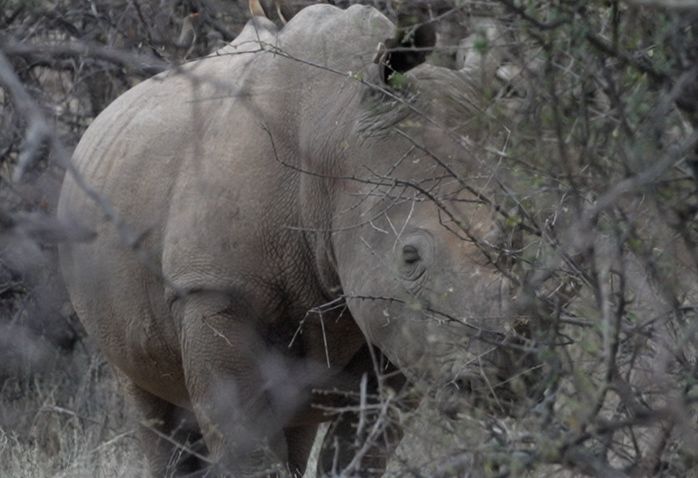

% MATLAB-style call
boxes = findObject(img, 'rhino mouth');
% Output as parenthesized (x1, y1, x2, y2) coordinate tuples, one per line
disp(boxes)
(435, 342, 545, 418)
(438, 363, 545, 418)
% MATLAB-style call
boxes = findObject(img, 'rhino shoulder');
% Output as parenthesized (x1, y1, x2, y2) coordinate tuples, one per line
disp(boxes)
(224, 17, 279, 54)
(273, 3, 392, 73)
(286, 3, 392, 41)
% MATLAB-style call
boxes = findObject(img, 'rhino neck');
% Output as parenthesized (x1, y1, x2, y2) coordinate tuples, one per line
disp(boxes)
(277, 4, 395, 300)
(295, 84, 368, 303)
(297, 99, 358, 301)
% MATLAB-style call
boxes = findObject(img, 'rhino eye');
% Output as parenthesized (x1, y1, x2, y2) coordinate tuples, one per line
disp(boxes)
(397, 231, 433, 283)
(402, 244, 421, 264)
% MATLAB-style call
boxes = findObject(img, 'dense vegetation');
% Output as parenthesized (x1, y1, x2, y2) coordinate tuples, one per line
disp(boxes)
(1, 0, 697, 476)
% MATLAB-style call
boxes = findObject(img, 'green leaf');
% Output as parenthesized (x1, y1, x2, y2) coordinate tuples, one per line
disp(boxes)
(388, 72, 408, 89)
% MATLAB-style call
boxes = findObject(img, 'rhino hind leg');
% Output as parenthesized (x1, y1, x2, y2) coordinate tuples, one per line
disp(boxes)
(122, 378, 209, 477)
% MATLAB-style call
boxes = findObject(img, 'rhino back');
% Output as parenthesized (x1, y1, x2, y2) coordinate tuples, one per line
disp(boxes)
(60, 3, 393, 270)
(57, 4, 392, 401)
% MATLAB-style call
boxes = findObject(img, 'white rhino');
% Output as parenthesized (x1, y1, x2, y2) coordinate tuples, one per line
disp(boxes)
(58, 3, 531, 476)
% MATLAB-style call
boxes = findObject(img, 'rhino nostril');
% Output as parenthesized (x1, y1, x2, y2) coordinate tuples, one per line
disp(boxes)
(437, 377, 477, 419)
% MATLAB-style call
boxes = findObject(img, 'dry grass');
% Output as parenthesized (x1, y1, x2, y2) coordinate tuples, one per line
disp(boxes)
(0, 341, 338, 478)
(0, 344, 145, 478)
(0, 343, 464, 478)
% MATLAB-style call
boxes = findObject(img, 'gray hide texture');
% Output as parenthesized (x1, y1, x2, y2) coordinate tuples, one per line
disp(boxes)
(58, 4, 526, 476)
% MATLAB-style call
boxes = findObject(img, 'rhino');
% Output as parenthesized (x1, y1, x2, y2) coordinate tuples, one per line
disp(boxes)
(58, 3, 534, 476)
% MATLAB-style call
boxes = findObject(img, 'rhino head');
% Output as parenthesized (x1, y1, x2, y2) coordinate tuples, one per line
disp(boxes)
(300, 17, 540, 412)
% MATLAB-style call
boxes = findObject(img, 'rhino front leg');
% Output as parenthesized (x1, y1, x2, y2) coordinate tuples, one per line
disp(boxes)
(120, 374, 208, 477)
(316, 347, 408, 477)
(284, 425, 319, 477)
(177, 291, 288, 477)
(317, 401, 403, 477)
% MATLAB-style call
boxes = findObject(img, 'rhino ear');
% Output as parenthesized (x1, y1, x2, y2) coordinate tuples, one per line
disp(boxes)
(249, 0, 268, 19)
(374, 19, 436, 84)
(250, 0, 294, 24)
(275, 0, 294, 24)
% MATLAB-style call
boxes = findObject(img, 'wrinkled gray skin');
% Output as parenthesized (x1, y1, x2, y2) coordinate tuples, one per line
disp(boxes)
(58, 5, 523, 477)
